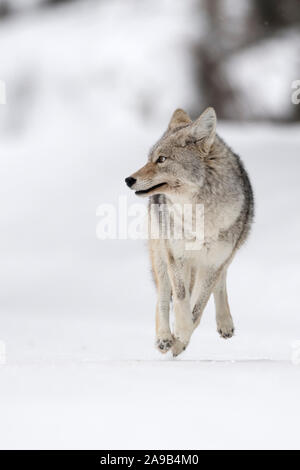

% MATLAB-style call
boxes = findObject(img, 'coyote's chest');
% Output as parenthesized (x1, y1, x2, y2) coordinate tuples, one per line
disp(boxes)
(150, 194, 243, 268)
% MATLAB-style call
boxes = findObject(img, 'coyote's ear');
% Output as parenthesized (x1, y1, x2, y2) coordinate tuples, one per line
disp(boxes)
(187, 107, 216, 153)
(168, 108, 192, 130)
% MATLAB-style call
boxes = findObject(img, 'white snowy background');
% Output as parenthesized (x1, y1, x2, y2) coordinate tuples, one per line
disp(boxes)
(0, 0, 300, 450)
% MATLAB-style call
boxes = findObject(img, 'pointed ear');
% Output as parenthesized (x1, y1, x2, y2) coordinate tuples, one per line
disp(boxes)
(188, 107, 216, 153)
(168, 108, 192, 131)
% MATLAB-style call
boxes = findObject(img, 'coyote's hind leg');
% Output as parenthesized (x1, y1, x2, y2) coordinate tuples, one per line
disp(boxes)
(213, 269, 234, 339)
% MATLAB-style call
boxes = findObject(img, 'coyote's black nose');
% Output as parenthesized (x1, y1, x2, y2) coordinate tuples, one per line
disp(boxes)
(125, 177, 136, 188)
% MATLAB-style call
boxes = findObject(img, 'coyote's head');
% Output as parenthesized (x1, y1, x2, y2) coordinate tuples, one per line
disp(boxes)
(125, 107, 216, 197)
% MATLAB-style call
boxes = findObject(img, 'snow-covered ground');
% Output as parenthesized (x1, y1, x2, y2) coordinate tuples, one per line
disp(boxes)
(2, 123, 300, 450)
(0, 0, 300, 450)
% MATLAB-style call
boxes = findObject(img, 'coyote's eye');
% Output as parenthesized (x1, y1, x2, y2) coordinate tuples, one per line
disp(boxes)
(156, 156, 167, 163)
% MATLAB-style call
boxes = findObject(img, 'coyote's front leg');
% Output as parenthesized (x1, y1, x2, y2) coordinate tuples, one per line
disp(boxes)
(154, 264, 173, 353)
(167, 257, 194, 357)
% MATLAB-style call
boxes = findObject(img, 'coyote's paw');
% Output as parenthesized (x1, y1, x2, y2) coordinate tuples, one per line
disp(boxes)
(171, 338, 187, 357)
(171, 324, 192, 357)
(217, 317, 235, 339)
(156, 336, 174, 353)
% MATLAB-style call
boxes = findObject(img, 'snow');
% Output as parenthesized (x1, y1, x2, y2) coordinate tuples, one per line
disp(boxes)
(0, 0, 300, 450)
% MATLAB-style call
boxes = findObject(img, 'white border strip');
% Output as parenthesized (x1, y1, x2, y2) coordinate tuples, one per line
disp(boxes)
(0, 341, 6, 365)
(0, 80, 6, 104)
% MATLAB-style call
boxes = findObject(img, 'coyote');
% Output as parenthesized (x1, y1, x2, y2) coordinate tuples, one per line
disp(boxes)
(125, 107, 254, 356)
